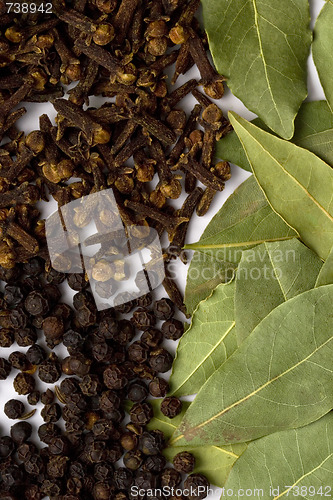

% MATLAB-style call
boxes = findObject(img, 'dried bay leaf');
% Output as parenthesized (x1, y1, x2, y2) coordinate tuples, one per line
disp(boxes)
(235, 239, 323, 344)
(169, 282, 237, 397)
(216, 101, 333, 171)
(313, 2, 333, 112)
(170, 285, 333, 447)
(229, 112, 333, 261)
(316, 246, 333, 287)
(202, 0, 311, 138)
(223, 413, 333, 499)
(146, 399, 247, 487)
(184, 176, 298, 314)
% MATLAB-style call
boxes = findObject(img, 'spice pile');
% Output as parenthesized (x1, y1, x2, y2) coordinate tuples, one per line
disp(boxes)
(0, 0, 233, 498)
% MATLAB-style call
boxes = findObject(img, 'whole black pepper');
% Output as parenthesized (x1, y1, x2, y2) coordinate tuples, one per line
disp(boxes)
(130, 402, 153, 425)
(0, 436, 15, 458)
(128, 341, 149, 364)
(160, 396, 182, 418)
(114, 467, 133, 490)
(149, 348, 173, 373)
(15, 328, 37, 347)
(17, 442, 37, 462)
(26, 344, 47, 365)
(120, 432, 138, 451)
(183, 473, 210, 500)
(173, 451, 196, 473)
(13, 372, 35, 395)
(9, 351, 31, 371)
(0, 328, 14, 348)
(80, 374, 102, 396)
(160, 467, 182, 488)
(0, 357, 11, 379)
(10, 422, 32, 444)
(132, 308, 156, 330)
(139, 430, 164, 455)
(103, 364, 128, 390)
(49, 436, 70, 456)
(4, 285, 24, 307)
(128, 381, 149, 403)
(41, 403, 62, 423)
(153, 298, 174, 320)
(149, 377, 169, 398)
(24, 290, 49, 316)
(161, 318, 184, 340)
(38, 423, 61, 444)
(27, 391, 40, 405)
(67, 273, 87, 291)
(123, 450, 143, 470)
(38, 359, 62, 383)
(41, 389, 54, 405)
(141, 328, 163, 348)
(142, 454, 166, 473)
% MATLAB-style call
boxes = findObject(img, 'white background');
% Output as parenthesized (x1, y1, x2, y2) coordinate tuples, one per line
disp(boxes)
(0, 1, 326, 498)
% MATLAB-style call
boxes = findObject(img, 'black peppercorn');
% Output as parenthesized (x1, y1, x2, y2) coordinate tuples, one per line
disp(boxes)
(4, 285, 24, 307)
(132, 308, 156, 330)
(13, 372, 35, 395)
(183, 473, 210, 500)
(49, 436, 70, 455)
(0, 358, 11, 379)
(60, 377, 80, 395)
(10, 422, 32, 444)
(136, 293, 153, 308)
(103, 364, 128, 390)
(149, 348, 173, 373)
(149, 377, 169, 397)
(23, 257, 43, 276)
(139, 430, 164, 455)
(99, 316, 118, 339)
(141, 328, 163, 348)
(92, 419, 116, 440)
(0, 328, 14, 348)
(41, 389, 54, 405)
(0, 436, 15, 458)
(153, 298, 174, 320)
(123, 450, 143, 470)
(114, 467, 133, 490)
(24, 290, 49, 316)
(92, 341, 113, 363)
(130, 402, 153, 425)
(142, 454, 166, 473)
(38, 423, 61, 444)
(15, 328, 37, 347)
(86, 440, 108, 463)
(41, 403, 62, 423)
(63, 330, 84, 353)
(17, 442, 37, 463)
(99, 390, 121, 412)
(42, 315, 64, 345)
(161, 318, 184, 340)
(24, 454, 44, 476)
(80, 374, 102, 396)
(93, 481, 115, 500)
(67, 273, 87, 291)
(134, 470, 157, 490)
(128, 381, 149, 403)
(173, 451, 196, 473)
(38, 359, 62, 383)
(115, 319, 135, 345)
(160, 467, 182, 488)
(108, 442, 123, 462)
(160, 397, 182, 418)
(45, 267, 66, 285)
(26, 344, 46, 365)
(27, 391, 40, 405)
(128, 341, 149, 364)
(9, 351, 31, 371)
(120, 432, 138, 451)
(10, 307, 28, 330)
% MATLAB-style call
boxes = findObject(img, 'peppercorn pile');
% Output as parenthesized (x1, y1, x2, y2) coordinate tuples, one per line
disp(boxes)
(0, 0, 230, 497)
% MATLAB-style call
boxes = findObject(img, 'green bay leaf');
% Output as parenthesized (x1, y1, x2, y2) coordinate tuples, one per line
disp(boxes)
(313, 2, 333, 112)
(184, 176, 298, 314)
(216, 101, 333, 171)
(316, 246, 333, 287)
(170, 285, 333, 447)
(229, 112, 333, 261)
(224, 413, 333, 499)
(170, 282, 237, 397)
(202, 0, 311, 138)
(146, 399, 247, 487)
(235, 239, 323, 344)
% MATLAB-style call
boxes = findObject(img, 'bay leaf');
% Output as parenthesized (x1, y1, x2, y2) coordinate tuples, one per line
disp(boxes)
(184, 176, 298, 314)
(229, 112, 333, 261)
(146, 399, 247, 488)
(170, 285, 333, 447)
(316, 246, 333, 287)
(235, 239, 323, 344)
(202, 0, 311, 138)
(312, 2, 333, 112)
(216, 101, 333, 171)
(223, 413, 333, 499)
(169, 282, 237, 397)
